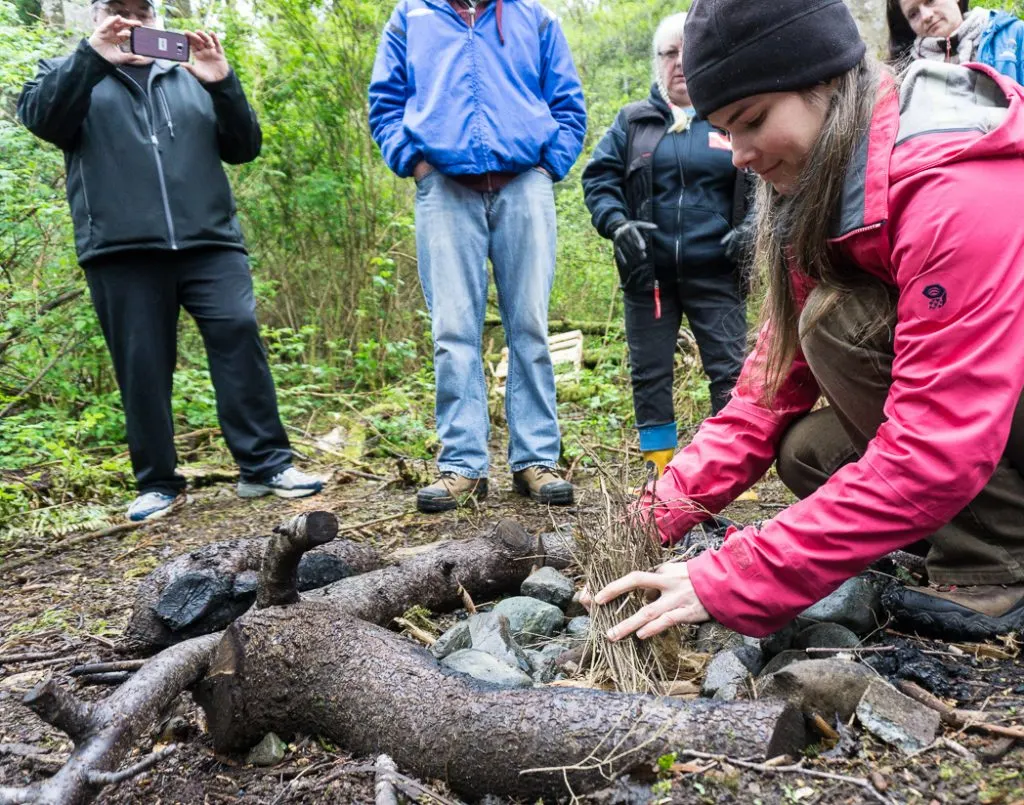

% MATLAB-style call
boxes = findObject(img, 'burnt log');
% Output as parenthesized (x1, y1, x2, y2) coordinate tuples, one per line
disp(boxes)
(195, 520, 804, 801)
(123, 512, 383, 653)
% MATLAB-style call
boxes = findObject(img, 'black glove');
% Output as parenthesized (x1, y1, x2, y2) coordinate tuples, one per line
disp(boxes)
(612, 220, 658, 267)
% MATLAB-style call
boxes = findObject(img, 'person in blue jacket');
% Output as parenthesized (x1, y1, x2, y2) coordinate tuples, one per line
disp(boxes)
(581, 12, 750, 479)
(888, 0, 1024, 83)
(368, 0, 587, 514)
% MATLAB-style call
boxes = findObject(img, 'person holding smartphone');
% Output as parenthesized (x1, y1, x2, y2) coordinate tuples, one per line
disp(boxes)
(17, 0, 323, 521)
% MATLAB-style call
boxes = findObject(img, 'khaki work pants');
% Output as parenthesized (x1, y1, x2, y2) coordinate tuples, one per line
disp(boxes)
(776, 284, 1024, 585)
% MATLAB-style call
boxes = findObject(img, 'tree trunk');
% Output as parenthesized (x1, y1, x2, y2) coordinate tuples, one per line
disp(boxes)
(196, 609, 803, 801)
(195, 521, 804, 801)
(843, 0, 888, 57)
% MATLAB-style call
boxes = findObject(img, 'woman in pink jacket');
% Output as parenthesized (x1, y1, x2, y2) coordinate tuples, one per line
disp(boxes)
(590, 0, 1024, 642)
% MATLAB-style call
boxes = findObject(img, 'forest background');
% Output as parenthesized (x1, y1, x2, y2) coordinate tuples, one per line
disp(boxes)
(1, 0, 1022, 534)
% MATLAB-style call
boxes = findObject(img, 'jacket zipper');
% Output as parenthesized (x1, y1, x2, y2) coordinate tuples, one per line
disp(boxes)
(672, 127, 688, 276)
(78, 159, 93, 236)
(118, 69, 178, 250)
(156, 86, 175, 140)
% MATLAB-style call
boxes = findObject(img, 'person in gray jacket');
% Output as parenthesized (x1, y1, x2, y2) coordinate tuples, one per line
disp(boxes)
(18, 0, 322, 521)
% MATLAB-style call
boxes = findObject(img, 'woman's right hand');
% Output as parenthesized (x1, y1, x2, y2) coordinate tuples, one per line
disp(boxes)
(612, 219, 658, 266)
(88, 16, 144, 65)
(589, 560, 712, 640)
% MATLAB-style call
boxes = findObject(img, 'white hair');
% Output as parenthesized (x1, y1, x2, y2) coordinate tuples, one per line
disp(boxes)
(653, 12, 688, 106)
(653, 12, 687, 58)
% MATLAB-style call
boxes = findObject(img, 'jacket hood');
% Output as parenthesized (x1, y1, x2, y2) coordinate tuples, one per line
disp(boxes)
(832, 60, 1024, 241)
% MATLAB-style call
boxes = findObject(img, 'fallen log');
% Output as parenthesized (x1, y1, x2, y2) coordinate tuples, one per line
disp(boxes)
(195, 520, 804, 801)
(0, 634, 219, 805)
(302, 519, 540, 625)
(197, 607, 803, 801)
(123, 512, 383, 653)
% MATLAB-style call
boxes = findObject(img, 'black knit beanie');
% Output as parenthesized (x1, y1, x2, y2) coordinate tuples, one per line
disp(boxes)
(683, 0, 866, 118)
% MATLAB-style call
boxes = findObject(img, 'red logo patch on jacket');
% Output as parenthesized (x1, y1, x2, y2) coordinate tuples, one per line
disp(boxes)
(708, 131, 732, 151)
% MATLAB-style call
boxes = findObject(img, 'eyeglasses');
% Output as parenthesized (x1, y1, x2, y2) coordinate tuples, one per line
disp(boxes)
(658, 49, 682, 62)
(95, 1, 156, 20)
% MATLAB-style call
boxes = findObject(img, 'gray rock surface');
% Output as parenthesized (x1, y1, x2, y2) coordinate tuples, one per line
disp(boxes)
(468, 612, 530, 671)
(564, 616, 591, 641)
(521, 567, 575, 610)
(695, 621, 745, 654)
(441, 649, 534, 688)
(492, 596, 564, 646)
(701, 650, 749, 699)
(856, 680, 941, 752)
(799, 576, 882, 635)
(732, 644, 765, 675)
(525, 643, 570, 683)
(246, 732, 287, 767)
(794, 623, 861, 651)
(429, 621, 471, 660)
(759, 622, 800, 658)
(760, 658, 875, 720)
(759, 650, 809, 677)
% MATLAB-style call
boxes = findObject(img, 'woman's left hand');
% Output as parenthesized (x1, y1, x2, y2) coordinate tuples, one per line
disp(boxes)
(592, 560, 711, 641)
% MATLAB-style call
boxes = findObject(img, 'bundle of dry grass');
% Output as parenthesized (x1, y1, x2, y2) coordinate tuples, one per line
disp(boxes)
(575, 475, 709, 695)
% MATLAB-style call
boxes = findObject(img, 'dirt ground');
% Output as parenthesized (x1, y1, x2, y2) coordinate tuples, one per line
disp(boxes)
(2, 457, 1023, 805)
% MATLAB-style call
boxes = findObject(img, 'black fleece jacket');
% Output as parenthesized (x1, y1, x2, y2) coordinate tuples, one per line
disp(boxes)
(18, 39, 261, 265)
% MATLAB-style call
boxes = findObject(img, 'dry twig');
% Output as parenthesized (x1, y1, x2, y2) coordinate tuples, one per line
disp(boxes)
(393, 617, 437, 647)
(675, 750, 892, 805)
(897, 680, 1024, 740)
(85, 744, 177, 787)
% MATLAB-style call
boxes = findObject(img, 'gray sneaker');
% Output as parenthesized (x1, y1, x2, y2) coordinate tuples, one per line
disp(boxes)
(237, 467, 324, 499)
(127, 491, 186, 522)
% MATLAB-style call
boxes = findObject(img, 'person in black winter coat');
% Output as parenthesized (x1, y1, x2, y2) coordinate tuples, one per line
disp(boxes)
(17, 0, 322, 521)
(582, 11, 750, 477)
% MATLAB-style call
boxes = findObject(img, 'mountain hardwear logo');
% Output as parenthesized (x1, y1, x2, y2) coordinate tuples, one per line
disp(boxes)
(923, 284, 947, 309)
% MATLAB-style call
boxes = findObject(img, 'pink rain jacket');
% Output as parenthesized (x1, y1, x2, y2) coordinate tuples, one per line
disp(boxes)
(651, 62, 1024, 636)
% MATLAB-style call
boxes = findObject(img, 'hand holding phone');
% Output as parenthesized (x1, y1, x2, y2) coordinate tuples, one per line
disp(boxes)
(181, 30, 231, 84)
(88, 15, 143, 65)
(130, 26, 190, 62)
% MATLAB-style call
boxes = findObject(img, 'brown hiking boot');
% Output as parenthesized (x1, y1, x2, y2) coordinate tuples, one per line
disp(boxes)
(882, 582, 1024, 642)
(416, 472, 488, 514)
(512, 466, 574, 506)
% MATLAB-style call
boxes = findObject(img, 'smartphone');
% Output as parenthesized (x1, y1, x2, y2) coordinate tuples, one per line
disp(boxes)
(130, 27, 190, 62)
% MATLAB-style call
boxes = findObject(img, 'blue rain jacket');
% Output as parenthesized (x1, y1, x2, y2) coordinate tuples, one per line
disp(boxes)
(368, 0, 586, 181)
(978, 10, 1024, 84)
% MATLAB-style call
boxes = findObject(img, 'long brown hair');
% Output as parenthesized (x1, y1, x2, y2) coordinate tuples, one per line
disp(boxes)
(752, 56, 888, 402)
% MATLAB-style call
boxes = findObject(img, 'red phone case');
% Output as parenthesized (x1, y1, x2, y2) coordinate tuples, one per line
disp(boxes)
(130, 27, 190, 62)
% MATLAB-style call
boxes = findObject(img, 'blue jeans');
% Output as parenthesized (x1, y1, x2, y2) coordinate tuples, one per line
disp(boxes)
(414, 169, 560, 478)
